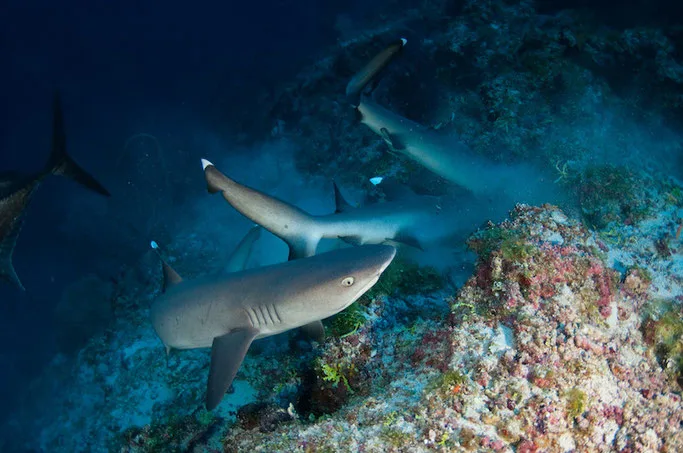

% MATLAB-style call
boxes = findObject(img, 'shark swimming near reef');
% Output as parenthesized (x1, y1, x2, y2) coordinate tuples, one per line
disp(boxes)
(0, 93, 111, 290)
(150, 243, 396, 410)
(347, 39, 561, 202)
(202, 158, 441, 260)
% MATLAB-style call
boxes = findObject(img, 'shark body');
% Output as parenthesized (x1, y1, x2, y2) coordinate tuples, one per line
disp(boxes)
(150, 243, 396, 410)
(202, 159, 429, 259)
(356, 98, 498, 195)
(347, 39, 562, 205)
(0, 94, 110, 290)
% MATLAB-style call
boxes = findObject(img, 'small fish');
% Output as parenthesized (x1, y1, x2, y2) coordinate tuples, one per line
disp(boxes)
(369, 176, 384, 186)
(0, 93, 110, 290)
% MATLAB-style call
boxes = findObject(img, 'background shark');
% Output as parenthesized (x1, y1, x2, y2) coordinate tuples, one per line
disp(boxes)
(150, 243, 396, 410)
(0, 94, 110, 290)
(202, 158, 462, 260)
(348, 39, 565, 206)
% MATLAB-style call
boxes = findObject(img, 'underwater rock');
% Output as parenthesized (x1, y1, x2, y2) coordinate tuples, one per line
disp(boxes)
(236, 402, 295, 433)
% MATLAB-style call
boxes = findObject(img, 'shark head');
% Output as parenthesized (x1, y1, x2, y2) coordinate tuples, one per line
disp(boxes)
(274, 244, 397, 325)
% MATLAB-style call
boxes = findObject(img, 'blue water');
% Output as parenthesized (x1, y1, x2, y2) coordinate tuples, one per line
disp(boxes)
(1, 1, 682, 451)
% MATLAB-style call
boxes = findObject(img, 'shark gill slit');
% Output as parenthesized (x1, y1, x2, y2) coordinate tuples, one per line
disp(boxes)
(253, 306, 265, 326)
(271, 304, 282, 324)
(259, 305, 274, 326)
(246, 307, 259, 328)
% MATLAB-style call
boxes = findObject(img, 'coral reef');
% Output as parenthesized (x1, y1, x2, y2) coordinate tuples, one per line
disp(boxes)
(2, 1, 683, 452)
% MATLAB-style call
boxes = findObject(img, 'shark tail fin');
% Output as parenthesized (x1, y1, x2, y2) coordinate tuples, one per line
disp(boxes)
(346, 37, 407, 107)
(201, 158, 229, 194)
(0, 257, 25, 291)
(46, 92, 111, 197)
(332, 181, 355, 214)
(207, 327, 259, 410)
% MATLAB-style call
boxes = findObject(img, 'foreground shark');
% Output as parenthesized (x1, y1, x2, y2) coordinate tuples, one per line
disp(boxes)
(0, 94, 110, 289)
(150, 243, 396, 410)
(202, 158, 428, 259)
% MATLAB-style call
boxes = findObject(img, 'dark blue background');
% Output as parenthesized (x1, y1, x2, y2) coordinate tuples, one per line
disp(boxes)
(0, 0, 364, 423)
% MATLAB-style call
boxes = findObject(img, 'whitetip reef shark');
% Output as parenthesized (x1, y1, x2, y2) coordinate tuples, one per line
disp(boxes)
(0, 93, 110, 290)
(346, 38, 555, 200)
(202, 158, 432, 260)
(150, 243, 396, 410)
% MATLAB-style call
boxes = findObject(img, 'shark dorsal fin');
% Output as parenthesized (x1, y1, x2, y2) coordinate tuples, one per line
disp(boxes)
(333, 181, 355, 214)
(151, 240, 183, 292)
(161, 260, 183, 292)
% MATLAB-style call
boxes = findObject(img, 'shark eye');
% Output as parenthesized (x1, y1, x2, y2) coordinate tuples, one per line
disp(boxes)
(341, 276, 355, 287)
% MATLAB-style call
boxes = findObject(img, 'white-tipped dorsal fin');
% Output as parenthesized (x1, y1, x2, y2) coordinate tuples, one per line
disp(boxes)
(201, 158, 214, 170)
(150, 239, 184, 292)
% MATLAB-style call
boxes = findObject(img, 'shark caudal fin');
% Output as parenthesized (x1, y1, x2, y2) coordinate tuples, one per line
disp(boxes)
(46, 93, 111, 197)
(0, 256, 25, 291)
(201, 158, 322, 260)
(345, 38, 407, 107)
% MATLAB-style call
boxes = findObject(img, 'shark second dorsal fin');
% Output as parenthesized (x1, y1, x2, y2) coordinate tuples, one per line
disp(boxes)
(332, 181, 355, 214)
(206, 327, 259, 410)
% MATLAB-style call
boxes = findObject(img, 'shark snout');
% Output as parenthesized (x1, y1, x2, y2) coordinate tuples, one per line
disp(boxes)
(374, 244, 397, 275)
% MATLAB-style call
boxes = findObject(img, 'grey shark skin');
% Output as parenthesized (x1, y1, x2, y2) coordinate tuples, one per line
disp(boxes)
(150, 243, 396, 410)
(347, 39, 526, 196)
(202, 159, 428, 259)
(356, 98, 499, 195)
(0, 93, 110, 290)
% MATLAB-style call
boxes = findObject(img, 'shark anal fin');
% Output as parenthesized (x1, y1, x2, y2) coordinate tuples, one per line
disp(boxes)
(385, 234, 423, 251)
(338, 235, 363, 246)
(301, 320, 325, 342)
(379, 128, 406, 152)
(206, 327, 259, 411)
(161, 260, 183, 292)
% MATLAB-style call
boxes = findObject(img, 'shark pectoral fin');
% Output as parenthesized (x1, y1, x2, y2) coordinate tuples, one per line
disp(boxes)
(206, 327, 259, 411)
(338, 235, 363, 246)
(386, 234, 424, 251)
(225, 225, 262, 273)
(332, 181, 355, 214)
(301, 320, 325, 342)
(379, 128, 406, 152)
(287, 237, 319, 261)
